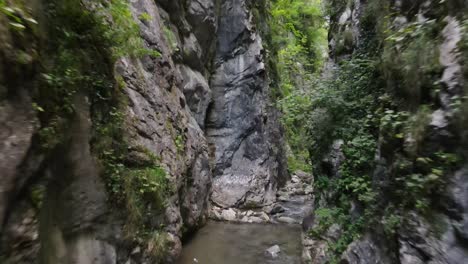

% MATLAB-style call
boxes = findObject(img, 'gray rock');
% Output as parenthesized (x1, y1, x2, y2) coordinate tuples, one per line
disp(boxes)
(291, 175, 301, 183)
(221, 208, 237, 221)
(207, 0, 286, 208)
(448, 167, 468, 242)
(341, 235, 393, 264)
(270, 205, 286, 215)
(304, 185, 314, 195)
(181, 33, 203, 70)
(277, 216, 298, 224)
(185, 0, 217, 62)
(178, 65, 212, 129)
(295, 170, 313, 181)
(397, 211, 468, 264)
(0, 0, 280, 262)
(259, 212, 270, 221)
(38, 94, 113, 263)
(265, 245, 281, 258)
(302, 214, 315, 232)
(326, 224, 343, 242)
(430, 109, 448, 129)
(248, 216, 265, 223)
(439, 16, 462, 93)
(321, 139, 345, 178)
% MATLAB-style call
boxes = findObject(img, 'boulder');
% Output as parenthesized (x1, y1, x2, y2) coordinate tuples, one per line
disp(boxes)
(220, 208, 237, 221)
(265, 245, 281, 258)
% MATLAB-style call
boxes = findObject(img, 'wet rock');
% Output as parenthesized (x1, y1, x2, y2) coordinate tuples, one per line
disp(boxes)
(248, 216, 264, 223)
(221, 208, 237, 221)
(341, 234, 394, 264)
(265, 245, 281, 258)
(277, 216, 298, 224)
(270, 205, 286, 215)
(293, 189, 306, 195)
(259, 212, 270, 221)
(302, 214, 315, 232)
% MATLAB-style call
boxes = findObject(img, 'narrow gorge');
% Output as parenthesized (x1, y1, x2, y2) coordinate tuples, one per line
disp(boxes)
(0, 0, 467, 263)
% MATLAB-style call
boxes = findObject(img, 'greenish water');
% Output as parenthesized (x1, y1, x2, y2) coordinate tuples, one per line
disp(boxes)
(177, 221, 302, 264)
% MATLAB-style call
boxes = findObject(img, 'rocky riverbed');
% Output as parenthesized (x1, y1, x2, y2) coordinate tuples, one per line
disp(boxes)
(205, 171, 315, 262)
(210, 171, 314, 224)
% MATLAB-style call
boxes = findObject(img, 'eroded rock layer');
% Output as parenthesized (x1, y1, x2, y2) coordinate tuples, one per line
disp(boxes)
(0, 0, 286, 263)
(207, 0, 287, 208)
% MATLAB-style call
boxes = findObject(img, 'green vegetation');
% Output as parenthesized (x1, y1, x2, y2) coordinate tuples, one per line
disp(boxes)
(274, 0, 466, 261)
(138, 12, 152, 22)
(0, 0, 38, 31)
(163, 24, 178, 52)
(269, 0, 328, 172)
(147, 231, 169, 261)
(382, 18, 442, 106)
(35, 0, 159, 150)
(3, 0, 169, 260)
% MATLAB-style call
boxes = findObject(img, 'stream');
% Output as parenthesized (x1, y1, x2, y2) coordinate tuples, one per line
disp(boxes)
(177, 221, 303, 264)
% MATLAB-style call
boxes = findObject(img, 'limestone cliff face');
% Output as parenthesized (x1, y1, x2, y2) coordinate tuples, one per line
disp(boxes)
(0, 0, 286, 263)
(207, 0, 287, 208)
(1, 0, 216, 262)
(306, 0, 468, 263)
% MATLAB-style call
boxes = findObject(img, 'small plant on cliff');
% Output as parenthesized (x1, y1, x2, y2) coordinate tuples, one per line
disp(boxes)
(104, 0, 160, 59)
(123, 166, 170, 232)
(147, 231, 169, 261)
(163, 25, 178, 52)
(0, 1, 38, 31)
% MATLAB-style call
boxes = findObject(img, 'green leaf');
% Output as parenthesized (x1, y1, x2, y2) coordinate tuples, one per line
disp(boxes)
(427, 174, 439, 181)
(2, 6, 14, 13)
(431, 168, 443, 176)
(9, 22, 25, 30)
(32, 103, 45, 112)
(24, 17, 38, 24)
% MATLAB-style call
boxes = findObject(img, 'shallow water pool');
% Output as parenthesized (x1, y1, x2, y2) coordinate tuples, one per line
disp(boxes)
(177, 221, 302, 264)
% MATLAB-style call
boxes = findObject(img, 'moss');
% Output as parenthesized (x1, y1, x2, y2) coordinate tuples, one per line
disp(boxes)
(287, 153, 312, 173)
(29, 184, 46, 210)
(403, 105, 431, 155)
(174, 134, 185, 154)
(30, 0, 170, 252)
(146, 231, 169, 262)
(138, 12, 151, 22)
(162, 24, 178, 52)
(382, 19, 443, 107)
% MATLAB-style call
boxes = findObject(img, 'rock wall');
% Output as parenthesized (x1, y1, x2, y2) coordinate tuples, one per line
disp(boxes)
(1, 0, 216, 262)
(305, 0, 468, 263)
(207, 0, 287, 208)
(0, 0, 286, 263)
